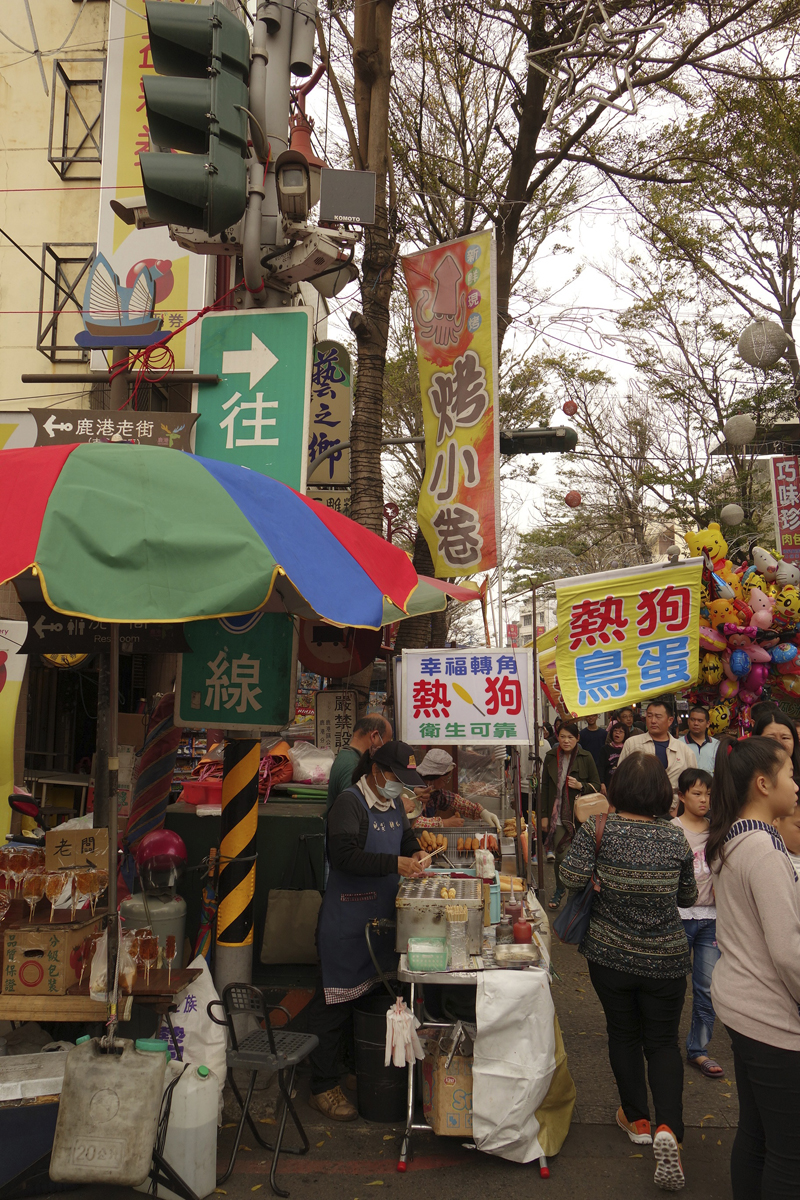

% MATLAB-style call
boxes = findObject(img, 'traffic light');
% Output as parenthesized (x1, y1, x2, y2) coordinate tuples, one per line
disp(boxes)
(500, 426, 579, 455)
(139, 1, 250, 237)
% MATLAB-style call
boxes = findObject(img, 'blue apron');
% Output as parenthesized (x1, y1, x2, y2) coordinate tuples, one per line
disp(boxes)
(318, 786, 404, 999)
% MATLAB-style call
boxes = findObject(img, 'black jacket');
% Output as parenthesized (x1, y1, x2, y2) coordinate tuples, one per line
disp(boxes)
(327, 787, 419, 876)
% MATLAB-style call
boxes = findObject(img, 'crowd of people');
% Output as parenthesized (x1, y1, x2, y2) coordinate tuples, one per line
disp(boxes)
(556, 697, 800, 1197)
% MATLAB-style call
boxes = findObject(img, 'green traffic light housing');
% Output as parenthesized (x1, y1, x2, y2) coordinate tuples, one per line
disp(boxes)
(139, 1, 250, 237)
(500, 426, 579, 455)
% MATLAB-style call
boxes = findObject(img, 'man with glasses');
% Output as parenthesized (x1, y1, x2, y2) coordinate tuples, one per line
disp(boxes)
(326, 714, 393, 811)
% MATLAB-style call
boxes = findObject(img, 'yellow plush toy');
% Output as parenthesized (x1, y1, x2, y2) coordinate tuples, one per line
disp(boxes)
(708, 700, 732, 735)
(684, 522, 729, 566)
(701, 652, 724, 685)
(774, 585, 800, 629)
(706, 598, 742, 629)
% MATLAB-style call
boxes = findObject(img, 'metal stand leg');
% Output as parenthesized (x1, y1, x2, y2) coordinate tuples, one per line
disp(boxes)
(163, 1007, 183, 1062)
(398, 982, 417, 1171)
(217, 1070, 257, 1185)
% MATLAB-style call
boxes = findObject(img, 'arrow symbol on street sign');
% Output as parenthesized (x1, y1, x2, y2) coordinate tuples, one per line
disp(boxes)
(34, 616, 63, 639)
(43, 416, 75, 438)
(222, 334, 278, 389)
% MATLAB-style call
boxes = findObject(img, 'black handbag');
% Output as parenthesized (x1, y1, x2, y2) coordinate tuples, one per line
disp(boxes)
(553, 813, 607, 945)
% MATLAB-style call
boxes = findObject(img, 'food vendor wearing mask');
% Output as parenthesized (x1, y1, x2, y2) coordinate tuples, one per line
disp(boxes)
(307, 741, 426, 1121)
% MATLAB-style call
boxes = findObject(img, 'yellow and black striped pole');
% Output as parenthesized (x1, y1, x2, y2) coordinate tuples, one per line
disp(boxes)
(214, 737, 259, 991)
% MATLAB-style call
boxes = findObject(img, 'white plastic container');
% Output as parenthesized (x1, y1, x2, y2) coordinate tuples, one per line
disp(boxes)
(136, 1060, 219, 1200)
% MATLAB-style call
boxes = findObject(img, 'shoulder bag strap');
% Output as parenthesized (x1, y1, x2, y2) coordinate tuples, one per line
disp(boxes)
(592, 813, 608, 893)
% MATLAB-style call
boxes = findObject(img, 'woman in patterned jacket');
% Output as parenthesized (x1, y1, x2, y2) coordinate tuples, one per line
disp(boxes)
(560, 751, 697, 1192)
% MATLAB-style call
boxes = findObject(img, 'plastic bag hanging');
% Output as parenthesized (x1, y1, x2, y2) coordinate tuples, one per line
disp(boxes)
(384, 997, 425, 1068)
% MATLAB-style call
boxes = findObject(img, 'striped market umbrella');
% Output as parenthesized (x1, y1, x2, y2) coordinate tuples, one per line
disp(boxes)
(0, 443, 420, 628)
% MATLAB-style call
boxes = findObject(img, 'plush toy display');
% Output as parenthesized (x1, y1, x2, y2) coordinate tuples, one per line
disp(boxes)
(683, 527, 800, 732)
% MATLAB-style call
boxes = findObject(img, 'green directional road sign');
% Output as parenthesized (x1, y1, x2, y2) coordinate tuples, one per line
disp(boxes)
(193, 309, 313, 487)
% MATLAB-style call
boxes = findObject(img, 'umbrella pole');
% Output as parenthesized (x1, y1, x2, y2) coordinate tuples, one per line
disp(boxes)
(106, 625, 119, 1032)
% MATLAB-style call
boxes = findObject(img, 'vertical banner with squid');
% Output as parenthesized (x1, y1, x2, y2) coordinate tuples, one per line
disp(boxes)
(89, 0, 207, 371)
(0, 622, 27, 843)
(402, 231, 500, 577)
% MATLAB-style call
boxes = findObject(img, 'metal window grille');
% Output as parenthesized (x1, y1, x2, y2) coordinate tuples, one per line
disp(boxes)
(37, 243, 96, 362)
(48, 58, 105, 181)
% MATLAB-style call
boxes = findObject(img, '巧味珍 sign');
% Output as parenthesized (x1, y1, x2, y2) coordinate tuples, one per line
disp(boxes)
(555, 560, 703, 717)
(770, 456, 800, 563)
(402, 231, 499, 578)
(175, 612, 297, 731)
(400, 648, 532, 744)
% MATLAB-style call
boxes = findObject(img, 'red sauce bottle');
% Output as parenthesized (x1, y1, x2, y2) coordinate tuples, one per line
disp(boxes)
(513, 916, 533, 944)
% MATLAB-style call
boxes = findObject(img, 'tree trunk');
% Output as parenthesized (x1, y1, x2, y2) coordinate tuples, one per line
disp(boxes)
(394, 526, 434, 651)
(349, 0, 397, 534)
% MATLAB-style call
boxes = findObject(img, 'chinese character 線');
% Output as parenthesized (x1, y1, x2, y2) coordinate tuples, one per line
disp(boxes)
(635, 585, 692, 638)
(569, 596, 628, 651)
(575, 649, 628, 706)
(204, 651, 262, 713)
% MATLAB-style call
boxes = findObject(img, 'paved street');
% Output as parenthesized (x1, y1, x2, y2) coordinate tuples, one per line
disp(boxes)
(40, 893, 738, 1200)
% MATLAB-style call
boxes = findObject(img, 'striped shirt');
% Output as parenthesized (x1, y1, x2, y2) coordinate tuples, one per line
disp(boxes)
(560, 813, 697, 978)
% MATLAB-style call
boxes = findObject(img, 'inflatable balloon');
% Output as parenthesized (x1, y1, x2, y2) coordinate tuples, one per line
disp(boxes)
(771, 642, 798, 665)
(748, 587, 775, 630)
(729, 648, 752, 678)
(699, 626, 727, 653)
(701, 653, 724, 685)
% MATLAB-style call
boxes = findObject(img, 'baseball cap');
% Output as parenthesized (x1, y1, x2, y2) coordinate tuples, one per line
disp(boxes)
(371, 740, 423, 787)
(417, 749, 454, 778)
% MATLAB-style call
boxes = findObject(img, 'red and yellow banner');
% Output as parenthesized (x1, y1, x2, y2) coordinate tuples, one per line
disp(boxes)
(402, 232, 499, 577)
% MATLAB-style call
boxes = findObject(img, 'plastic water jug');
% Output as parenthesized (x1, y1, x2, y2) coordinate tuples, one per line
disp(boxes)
(49, 1037, 167, 1186)
(136, 1060, 219, 1200)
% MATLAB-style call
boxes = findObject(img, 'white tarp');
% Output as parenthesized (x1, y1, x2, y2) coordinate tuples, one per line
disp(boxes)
(472, 967, 556, 1162)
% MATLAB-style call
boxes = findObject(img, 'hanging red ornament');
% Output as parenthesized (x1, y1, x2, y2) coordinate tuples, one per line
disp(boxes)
(564, 490, 582, 508)
(562, 400, 578, 416)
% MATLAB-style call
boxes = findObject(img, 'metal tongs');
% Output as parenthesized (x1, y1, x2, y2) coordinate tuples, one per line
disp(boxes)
(439, 1019, 477, 1067)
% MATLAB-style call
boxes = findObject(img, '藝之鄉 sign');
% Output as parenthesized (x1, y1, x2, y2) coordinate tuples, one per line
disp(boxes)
(555, 560, 703, 717)
(400, 648, 532, 744)
(402, 231, 500, 577)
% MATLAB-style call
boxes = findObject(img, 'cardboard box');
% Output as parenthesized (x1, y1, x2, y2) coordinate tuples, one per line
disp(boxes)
(421, 1048, 473, 1136)
(45, 827, 109, 872)
(1, 907, 104, 996)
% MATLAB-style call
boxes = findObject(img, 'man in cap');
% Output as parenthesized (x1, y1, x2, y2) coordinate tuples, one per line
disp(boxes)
(413, 748, 501, 830)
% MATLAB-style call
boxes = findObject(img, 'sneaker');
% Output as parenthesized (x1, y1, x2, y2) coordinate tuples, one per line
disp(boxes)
(308, 1086, 358, 1122)
(653, 1126, 684, 1190)
(546, 851, 556, 863)
(616, 1106, 652, 1145)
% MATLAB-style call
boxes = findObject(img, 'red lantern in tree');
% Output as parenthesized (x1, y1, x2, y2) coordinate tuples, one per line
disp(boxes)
(564, 490, 582, 508)
(562, 400, 578, 416)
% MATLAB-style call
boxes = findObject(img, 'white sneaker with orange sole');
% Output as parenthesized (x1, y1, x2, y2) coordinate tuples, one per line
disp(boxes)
(653, 1125, 685, 1190)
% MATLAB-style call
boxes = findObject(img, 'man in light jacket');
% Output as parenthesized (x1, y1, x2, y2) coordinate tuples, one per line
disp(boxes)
(617, 697, 695, 794)
(681, 704, 719, 773)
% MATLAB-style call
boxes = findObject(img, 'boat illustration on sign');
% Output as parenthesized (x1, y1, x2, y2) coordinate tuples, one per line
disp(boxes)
(75, 253, 166, 348)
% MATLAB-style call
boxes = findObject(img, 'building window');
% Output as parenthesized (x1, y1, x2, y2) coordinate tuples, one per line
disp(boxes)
(37, 244, 95, 362)
(48, 58, 105, 181)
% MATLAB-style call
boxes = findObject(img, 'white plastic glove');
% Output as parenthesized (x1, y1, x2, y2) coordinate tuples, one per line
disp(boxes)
(480, 807, 502, 831)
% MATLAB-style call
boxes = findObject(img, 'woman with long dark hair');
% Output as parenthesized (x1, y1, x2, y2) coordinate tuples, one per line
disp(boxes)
(560, 752, 697, 1191)
(540, 720, 601, 910)
(707, 737, 800, 1199)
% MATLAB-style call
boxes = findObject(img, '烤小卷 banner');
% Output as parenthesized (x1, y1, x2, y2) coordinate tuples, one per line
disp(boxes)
(555, 561, 703, 716)
(401, 231, 499, 577)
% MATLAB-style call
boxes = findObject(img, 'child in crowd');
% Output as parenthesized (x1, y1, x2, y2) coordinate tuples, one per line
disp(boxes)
(671, 768, 722, 1078)
(707, 737, 800, 1200)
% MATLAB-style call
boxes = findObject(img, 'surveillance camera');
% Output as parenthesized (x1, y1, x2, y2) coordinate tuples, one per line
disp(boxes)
(109, 196, 167, 230)
(274, 150, 311, 222)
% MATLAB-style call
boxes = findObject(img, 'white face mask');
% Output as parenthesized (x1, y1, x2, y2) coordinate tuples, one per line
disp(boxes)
(376, 774, 404, 801)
